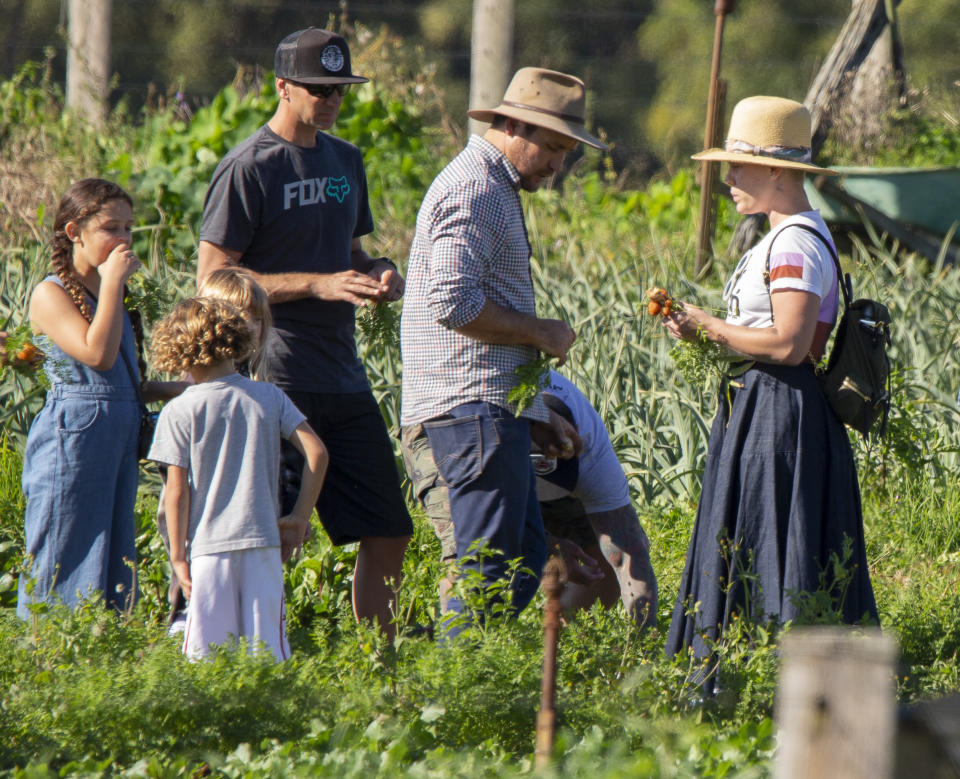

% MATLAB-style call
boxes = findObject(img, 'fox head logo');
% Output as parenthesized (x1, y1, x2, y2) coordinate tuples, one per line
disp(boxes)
(325, 176, 351, 204)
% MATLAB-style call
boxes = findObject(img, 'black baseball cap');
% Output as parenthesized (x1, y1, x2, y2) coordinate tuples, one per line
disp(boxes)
(274, 28, 369, 85)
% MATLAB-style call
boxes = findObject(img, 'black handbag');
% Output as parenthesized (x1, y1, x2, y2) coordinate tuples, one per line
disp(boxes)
(816, 287, 892, 439)
(137, 407, 159, 460)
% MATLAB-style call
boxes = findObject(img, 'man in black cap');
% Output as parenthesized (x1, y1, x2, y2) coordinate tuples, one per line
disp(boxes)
(197, 28, 412, 639)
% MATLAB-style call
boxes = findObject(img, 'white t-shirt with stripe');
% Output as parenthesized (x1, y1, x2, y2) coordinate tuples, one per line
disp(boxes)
(722, 211, 839, 329)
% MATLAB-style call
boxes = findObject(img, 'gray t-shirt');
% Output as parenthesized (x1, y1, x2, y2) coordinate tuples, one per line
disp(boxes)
(148, 374, 306, 558)
(199, 125, 374, 393)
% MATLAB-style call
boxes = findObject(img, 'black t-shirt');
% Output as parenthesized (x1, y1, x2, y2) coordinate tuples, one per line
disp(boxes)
(200, 125, 375, 392)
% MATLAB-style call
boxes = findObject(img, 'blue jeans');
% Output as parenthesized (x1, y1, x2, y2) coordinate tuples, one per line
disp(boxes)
(423, 402, 546, 634)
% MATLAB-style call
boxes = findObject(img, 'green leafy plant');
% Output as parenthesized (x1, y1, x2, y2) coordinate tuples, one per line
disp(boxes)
(669, 331, 728, 388)
(123, 273, 177, 328)
(0, 323, 48, 387)
(0, 439, 25, 609)
(356, 301, 401, 352)
(507, 353, 553, 416)
(821, 100, 960, 168)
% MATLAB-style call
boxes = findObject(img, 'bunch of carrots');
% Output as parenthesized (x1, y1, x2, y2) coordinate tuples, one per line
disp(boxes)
(0, 325, 44, 376)
(646, 287, 676, 317)
(646, 285, 728, 386)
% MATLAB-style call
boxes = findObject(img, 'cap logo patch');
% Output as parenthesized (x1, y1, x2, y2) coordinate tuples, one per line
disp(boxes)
(320, 45, 344, 73)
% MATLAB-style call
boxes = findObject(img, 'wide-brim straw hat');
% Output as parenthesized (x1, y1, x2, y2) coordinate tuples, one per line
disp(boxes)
(692, 95, 836, 175)
(468, 67, 608, 150)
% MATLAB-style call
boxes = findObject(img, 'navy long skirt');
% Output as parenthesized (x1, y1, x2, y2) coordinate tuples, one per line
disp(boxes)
(665, 362, 879, 660)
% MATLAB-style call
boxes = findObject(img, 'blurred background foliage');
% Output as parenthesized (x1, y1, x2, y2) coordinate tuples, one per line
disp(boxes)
(2, 0, 959, 181)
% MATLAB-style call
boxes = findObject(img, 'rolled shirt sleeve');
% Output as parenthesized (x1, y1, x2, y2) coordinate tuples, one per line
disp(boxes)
(426, 183, 504, 328)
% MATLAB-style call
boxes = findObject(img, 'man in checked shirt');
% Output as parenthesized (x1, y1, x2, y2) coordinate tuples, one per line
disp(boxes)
(400, 67, 608, 637)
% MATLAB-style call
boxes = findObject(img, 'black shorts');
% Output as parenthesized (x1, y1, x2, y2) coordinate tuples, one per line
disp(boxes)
(280, 390, 413, 545)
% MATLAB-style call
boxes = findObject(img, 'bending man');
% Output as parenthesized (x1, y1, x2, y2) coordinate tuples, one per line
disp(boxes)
(402, 371, 658, 627)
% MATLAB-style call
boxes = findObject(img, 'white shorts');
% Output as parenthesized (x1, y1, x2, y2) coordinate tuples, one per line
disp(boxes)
(182, 546, 289, 662)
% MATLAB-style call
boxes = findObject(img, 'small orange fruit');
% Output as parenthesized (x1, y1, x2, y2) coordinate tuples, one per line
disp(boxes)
(646, 287, 670, 305)
(16, 343, 37, 362)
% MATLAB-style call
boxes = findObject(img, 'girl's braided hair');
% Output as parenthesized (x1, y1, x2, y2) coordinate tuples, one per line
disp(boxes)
(50, 179, 147, 381)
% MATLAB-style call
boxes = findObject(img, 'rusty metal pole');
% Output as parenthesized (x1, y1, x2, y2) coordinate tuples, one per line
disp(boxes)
(694, 0, 736, 280)
(535, 557, 566, 769)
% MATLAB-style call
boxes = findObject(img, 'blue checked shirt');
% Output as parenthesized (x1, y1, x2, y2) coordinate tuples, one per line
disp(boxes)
(400, 136, 549, 424)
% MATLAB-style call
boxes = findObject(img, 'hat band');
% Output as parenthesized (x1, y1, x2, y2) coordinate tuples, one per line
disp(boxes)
(501, 100, 585, 126)
(725, 139, 812, 164)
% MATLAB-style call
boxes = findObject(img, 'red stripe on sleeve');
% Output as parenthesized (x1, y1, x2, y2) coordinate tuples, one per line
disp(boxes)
(769, 265, 803, 281)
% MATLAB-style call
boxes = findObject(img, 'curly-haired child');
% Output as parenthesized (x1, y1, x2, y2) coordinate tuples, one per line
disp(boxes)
(148, 296, 328, 660)
(198, 267, 273, 380)
(160, 268, 274, 632)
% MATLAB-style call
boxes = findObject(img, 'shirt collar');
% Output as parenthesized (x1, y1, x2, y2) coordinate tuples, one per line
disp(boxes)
(468, 134, 522, 190)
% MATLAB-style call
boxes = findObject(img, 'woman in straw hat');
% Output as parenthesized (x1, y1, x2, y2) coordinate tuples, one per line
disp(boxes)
(662, 96, 879, 679)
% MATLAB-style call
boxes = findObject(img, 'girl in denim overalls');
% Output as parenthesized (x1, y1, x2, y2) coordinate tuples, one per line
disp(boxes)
(17, 179, 184, 617)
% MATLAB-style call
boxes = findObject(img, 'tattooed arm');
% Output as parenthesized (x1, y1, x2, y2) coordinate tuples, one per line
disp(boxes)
(587, 504, 659, 629)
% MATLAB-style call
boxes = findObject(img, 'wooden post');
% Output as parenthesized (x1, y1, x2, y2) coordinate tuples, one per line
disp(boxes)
(803, 0, 903, 154)
(66, 0, 112, 126)
(775, 627, 898, 779)
(535, 556, 566, 769)
(468, 0, 515, 138)
(694, 0, 735, 280)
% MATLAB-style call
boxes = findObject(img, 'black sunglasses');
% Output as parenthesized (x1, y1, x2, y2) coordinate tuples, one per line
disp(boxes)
(291, 82, 351, 99)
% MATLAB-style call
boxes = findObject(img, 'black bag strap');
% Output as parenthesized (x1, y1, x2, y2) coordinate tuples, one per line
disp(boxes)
(116, 338, 147, 408)
(763, 221, 851, 316)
